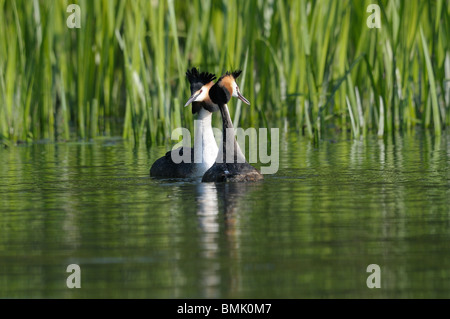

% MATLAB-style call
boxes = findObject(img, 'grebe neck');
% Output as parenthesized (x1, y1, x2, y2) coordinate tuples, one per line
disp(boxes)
(193, 108, 218, 175)
(218, 104, 246, 164)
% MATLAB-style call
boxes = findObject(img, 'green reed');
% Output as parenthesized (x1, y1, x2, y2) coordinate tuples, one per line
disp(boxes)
(0, 0, 448, 146)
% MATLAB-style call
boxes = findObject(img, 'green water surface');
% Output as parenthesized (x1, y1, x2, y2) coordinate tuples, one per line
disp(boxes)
(1, 131, 449, 298)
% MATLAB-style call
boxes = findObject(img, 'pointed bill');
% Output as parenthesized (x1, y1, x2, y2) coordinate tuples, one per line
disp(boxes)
(184, 90, 202, 107)
(237, 91, 250, 105)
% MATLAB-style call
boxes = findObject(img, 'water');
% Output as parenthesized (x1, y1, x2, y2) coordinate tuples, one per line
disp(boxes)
(1, 131, 449, 298)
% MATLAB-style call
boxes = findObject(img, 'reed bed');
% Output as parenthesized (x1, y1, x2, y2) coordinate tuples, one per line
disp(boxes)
(0, 0, 448, 146)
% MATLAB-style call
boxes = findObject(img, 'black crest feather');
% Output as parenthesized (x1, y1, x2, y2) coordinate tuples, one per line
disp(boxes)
(217, 70, 242, 82)
(227, 70, 242, 79)
(186, 68, 216, 87)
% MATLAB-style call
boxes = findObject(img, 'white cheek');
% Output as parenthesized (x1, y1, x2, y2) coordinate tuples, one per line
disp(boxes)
(232, 85, 238, 97)
(195, 88, 208, 102)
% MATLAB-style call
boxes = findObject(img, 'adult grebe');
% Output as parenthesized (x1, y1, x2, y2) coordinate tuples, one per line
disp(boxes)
(187, 70, 264, 182)
(150, 68, 218, 178)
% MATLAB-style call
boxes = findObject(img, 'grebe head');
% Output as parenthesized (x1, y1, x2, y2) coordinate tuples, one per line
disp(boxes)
(185, 68, 217, 113)
(184, 81, 214, 106)
(209, 70, 251, 106)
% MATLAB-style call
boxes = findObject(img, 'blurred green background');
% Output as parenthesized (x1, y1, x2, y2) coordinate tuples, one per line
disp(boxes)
(0, 0, 449, 146)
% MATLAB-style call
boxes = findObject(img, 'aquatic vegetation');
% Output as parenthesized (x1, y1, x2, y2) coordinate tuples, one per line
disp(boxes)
(0, 0, 448, 145)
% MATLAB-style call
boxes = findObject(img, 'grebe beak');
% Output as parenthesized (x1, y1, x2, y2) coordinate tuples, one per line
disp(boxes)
(184, 90, 202, 107)
(237, 91, 250, 105)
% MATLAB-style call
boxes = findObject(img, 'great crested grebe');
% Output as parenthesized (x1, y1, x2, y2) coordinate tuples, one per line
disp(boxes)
(186, 70, 263, 182)
(150, 68, 218, 178)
